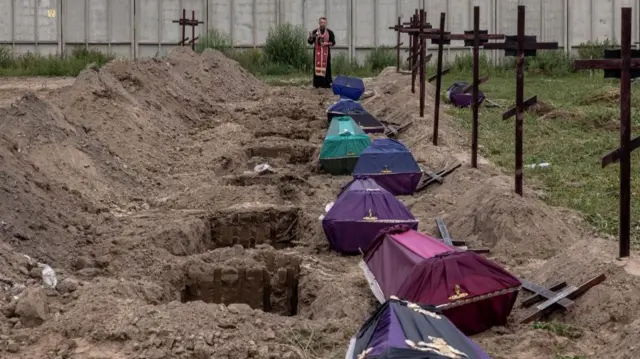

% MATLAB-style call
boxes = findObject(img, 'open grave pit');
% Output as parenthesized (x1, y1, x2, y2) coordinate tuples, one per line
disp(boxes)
(252, 116, 312, 141)
(245, 137, 317, 165)
(209, 203, 301, 249)
(221, 172, 310, 188)
(179, 247, 301, 316)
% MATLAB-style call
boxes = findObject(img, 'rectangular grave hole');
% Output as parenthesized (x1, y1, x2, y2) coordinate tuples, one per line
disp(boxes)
(246, 143, 315, 164)
(179, 262, 300, 316)
(210, 206, 300, 249)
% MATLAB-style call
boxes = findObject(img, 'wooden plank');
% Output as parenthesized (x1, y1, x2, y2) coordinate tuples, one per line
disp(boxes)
(520, 274, 606, 324)
(422, 167, 444, 183)
(415, 163, 461, 192)
(519, 279, 574, 309)
(502, 95, 537, 120)
(435, 217, 453, 246)
(483, 42, 559, 51)
(521, 281, 567, 307)
(428, 67, 450, 82)
(573, 58, 640, 70)
(601, 134, 640, 167)
(535, 286, 577, 311)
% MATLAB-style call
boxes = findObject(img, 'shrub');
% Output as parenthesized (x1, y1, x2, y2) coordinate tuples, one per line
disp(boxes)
(263, 23, 311, 72)
(364, 46, 396, 73)
(525, 50, 574, 76)
(195, 28, 232, 54)
(577, 38, 619, 60)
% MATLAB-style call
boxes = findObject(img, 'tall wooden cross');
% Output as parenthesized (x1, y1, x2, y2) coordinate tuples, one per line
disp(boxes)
(389, 10, 435, 100)
(573, 7, 639, 259)
(388, 10, 433, 94)
(420, 8, 504, 147)
(464, 6, 504, 167)
(483, 5, 558, 196)
(172, 9, 204, 51)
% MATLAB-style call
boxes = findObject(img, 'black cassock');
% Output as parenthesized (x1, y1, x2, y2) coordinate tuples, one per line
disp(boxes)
(307, 28, 336, 88)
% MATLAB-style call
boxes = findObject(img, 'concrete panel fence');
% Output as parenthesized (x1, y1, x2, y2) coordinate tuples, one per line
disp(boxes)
(0, 0, 639, 62)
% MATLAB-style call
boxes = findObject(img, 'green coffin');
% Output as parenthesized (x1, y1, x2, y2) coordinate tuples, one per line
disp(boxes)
(319, 116, 371, 175)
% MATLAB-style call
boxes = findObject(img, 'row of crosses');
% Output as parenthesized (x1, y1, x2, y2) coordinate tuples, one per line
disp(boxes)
(392, 5, 637, 259)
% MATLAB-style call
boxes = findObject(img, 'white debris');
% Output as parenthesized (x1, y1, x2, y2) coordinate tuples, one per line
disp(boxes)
(39, 264, 57, 289)
(253, 163, 275, 174)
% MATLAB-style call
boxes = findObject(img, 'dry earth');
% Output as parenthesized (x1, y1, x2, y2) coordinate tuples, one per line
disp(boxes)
(0, 48, 638, 359)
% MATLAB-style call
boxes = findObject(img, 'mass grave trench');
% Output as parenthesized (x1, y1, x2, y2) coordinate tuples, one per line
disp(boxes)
(251, 116, 313, 141)
(178, 248, 301, 316)
(221, 172, 310, 188)
(244, 137, 317, 165)
(209, 204, 302, 249)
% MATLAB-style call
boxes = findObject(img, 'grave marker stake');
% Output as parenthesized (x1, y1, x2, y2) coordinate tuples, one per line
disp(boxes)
(471, 7, 480, 168)
(419, 10, 427, 118)
(483, 6, 558, 196)
(573, 7, 640, 258)
(432, 13, 446, 144)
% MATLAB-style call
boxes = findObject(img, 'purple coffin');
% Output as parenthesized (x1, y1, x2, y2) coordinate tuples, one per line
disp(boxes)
(352, 139, 422, 196)
(322, 178, 418, 254)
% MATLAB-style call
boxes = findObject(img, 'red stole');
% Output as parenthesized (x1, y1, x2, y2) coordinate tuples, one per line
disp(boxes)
(314, 28, 330, 76)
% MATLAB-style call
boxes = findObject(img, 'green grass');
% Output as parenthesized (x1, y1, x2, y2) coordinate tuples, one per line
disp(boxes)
(0, 46, 114, 77)
(532, 322, 583, 339)
(439, 61, 640, 244)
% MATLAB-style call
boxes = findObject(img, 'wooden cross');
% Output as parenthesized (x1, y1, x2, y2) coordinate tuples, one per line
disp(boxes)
(420, 9, 504, 147)
(421, 13, 447, 145)
(388, 10, 434, 94)
(573, 7, 640, 259)
(518, 274, 606, 323)
(434, 218, 491, 254)
(394, 16, 403, 72)
(172, 9, 204, 51)
(482, 5, 558, 196)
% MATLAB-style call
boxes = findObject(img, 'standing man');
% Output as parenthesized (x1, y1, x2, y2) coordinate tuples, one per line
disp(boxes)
(308, 17, 336, 89)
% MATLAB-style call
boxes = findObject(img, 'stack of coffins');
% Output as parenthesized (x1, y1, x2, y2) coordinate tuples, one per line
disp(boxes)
(319, 116, 372, 175)
(353, 139, 423, 196)
(362, 225, 522, 335)
(322, 178, 418, 254)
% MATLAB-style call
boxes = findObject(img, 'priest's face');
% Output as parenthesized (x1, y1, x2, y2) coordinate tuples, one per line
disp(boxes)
(319, 18, 327, 29)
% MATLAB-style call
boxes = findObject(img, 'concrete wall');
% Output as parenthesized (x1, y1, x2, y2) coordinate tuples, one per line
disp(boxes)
(0, 0, 639, 61)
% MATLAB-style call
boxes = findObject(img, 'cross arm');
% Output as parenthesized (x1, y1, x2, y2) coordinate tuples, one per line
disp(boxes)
(396, 27, 437, 34)
(419, 33, 504, 41)
(502, 96, 538, 120)
(460, 76, 489, 93)
(601, 134, 640, 167)
(573, 58, 640, 70)
(483, 42, 558, 51)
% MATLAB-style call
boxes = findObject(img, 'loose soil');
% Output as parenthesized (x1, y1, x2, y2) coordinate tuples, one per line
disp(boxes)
(0, 49, 637, 359)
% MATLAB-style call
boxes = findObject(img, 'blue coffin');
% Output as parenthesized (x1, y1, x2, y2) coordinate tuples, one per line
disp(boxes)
(327, 98, 365, 121)
(332, 75, 365, 100)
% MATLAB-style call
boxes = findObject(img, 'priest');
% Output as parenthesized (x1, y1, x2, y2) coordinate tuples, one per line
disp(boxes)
(307, 17, 336, 88)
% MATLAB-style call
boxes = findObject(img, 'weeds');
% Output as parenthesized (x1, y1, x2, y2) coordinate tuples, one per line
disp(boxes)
(532, 322, 583, 339)
(0, 46, 113, 77)
(195, 28, 232, 54)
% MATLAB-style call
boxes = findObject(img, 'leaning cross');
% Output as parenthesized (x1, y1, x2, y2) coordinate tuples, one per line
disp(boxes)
(483, 5, 558, 196)
(573, 7, 640, 259)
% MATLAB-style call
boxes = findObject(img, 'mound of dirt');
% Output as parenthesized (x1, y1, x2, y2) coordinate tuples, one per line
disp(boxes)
(580, 87, 620, 105)
(442, 176, 581, 263)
